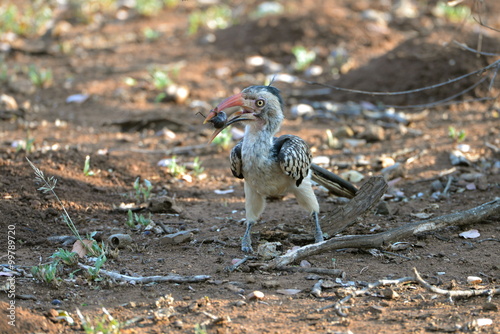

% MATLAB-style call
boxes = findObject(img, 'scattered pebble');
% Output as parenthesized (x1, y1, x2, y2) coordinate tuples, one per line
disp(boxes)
(247, 291, 265, 301)
(257, 242, 282, 260)
(51, 299, 62, 306)
(360, 124, 385, 142)
(467, 276, 482, 285)
(290, 104, 314, 119)
(459, 229, 480, 239)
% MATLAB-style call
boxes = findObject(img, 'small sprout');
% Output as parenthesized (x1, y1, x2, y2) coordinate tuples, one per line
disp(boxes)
(188, 5, 233, 35)
(212, 127, 233, 150)
(86, 254, 107, 280)
(192, 157, 205, 177)
(133, 177, 153, 203)
(83, 155, 95, 176)
(150, 69, 173, 90)
(448, 126, 466, 142)
(77, 307, 123, 334)
(292, 46, 316, 72)
(31, 261, 61, 285)
(167, 156, 187, 178)
(51, 248, 79, 266)
(126, 209, 152, 228)
(143, 27, 161, 41)
(27, 64, 53, 88)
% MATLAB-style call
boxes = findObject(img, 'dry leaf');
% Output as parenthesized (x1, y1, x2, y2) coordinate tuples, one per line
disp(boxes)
(72, 239, 94, 258)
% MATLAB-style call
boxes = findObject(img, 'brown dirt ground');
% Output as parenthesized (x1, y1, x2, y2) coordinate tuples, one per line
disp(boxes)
(1, 0, 500, 333)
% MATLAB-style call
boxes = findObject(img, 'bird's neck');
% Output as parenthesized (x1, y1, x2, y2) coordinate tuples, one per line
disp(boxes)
(243, 123, 275, 152)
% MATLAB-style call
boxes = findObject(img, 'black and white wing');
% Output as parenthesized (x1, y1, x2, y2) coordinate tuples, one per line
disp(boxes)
(229, 139, 244, 179)
(274, 135, 312, 187)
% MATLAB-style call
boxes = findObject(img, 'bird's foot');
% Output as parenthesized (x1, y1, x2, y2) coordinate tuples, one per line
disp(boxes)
(314, 233, 324, 244)
(241, 240, 253, 253)
(312, 212, 324, 243)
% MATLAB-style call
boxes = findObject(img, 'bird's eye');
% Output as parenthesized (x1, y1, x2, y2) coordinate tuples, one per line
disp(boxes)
(256, 99, 265, 107)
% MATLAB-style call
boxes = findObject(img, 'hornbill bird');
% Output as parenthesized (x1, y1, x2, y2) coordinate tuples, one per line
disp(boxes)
(204, 85, 357, 253)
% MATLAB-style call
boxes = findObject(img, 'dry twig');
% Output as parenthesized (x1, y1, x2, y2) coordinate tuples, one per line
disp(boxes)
(265, 198, 500, 269)
(412, 268, 500, 300)
(78, 263, 210, 283)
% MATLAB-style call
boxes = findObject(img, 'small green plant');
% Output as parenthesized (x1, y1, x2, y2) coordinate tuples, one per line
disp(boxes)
(27, 158, 83, 242)
(0, 3, 54, 37)
(292, 46, 316, 71)
(448, 126, 466, 142)
(15, 136, 35, 153)
(77, 307, 122, 334)
(167, 156, 186, 178)
(143, 27, 161, 41)
(83, 155, 95, 176)
(51, 248, 79, 266)
(212, 127, 233, 150)
(27, 64, 53, 88)
(31, 261, 60, 285)
(433, 1, 471, 22)
(194, 323, 208, 334)
(192, 157, 204, 177)
(87, 254, 107, 280)
(134, 0, 165, 17)
(133, 177, 153, 203)
(126, 209, 152, 227)
(188, 5, 233, 35)
(149, 69, 173, 90)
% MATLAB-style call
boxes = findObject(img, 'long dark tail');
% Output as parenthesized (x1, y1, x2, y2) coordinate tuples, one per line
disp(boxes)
(310, 163, 357, 199)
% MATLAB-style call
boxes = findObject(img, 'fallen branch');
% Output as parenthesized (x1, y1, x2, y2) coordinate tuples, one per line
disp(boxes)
(78, 263, 210, 283)
(412, 268, 500, 300)
(316, 267, 500, 317)
(317, 276, 414, 316)
(323, 176, 388, 236)
(265, 198, 500, 269)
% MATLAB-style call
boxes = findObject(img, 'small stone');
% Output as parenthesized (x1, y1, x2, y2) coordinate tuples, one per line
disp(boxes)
(159, 230, 193, 245)
(431, 180, 444, 192)
(290, 104, 314, 119)
(369, 305, 385, 314)
(233, 300, 247, 307)
(374, 156, 395, 170)
(51, 299, 62, 306)
(381, 162, 406, 180)
(482, 302, 498, 312)
(257, 242, 282, 260)
(247, 291, 265, 301)
(261, 280, 280, 289)
(382, 288, 399, 299)
(334, 125, 354, 138)
(149, 196, 183, 214)
(375, 201, 392, 215)
(467, 276, 482, 285)
(360, 124, 385, 142)
(172, 320, 183, 329)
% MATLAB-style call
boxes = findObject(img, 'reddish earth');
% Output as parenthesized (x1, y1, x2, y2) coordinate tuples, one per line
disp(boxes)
(1, 1, 499, 333)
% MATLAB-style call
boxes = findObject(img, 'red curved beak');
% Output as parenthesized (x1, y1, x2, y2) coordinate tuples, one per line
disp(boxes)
(203, 93, 244, 124)
(203, 92, 256, 143)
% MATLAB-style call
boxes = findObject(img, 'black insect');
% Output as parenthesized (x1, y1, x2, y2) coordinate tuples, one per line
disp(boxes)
(208, 110, 227, 129)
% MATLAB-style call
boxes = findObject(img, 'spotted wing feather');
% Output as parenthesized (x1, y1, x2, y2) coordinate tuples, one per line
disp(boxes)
(230, 139, 244, 179)
(275, 135, 312, 187)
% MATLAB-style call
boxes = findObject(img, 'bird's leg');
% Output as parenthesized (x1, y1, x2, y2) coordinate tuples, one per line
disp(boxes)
(241, 220, 255, 253)
(242, 183, 266, 253)
(313, 212, 324, 243)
